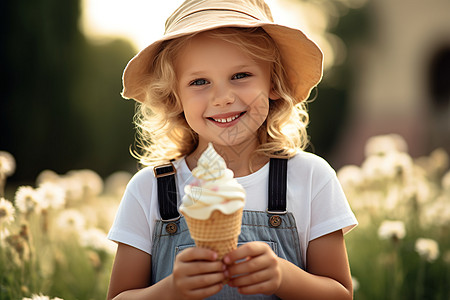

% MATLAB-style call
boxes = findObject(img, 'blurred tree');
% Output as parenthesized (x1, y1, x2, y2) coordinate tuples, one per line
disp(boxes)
(72, 38, 137, 177)
(0, 0, 136, 183)
(300, 1, 371, 166)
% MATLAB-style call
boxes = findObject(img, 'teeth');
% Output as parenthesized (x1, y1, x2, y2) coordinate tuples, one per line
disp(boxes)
(213, 113, 240, 123)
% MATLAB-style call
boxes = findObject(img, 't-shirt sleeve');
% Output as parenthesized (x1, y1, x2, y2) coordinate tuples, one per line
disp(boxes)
(309, 167, 358, 241)
(107, 171, 153, 255)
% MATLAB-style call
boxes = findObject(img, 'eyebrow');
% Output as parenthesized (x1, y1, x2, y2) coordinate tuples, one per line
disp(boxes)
(184, 71, 206, 78)
(183, 64, 255, 77)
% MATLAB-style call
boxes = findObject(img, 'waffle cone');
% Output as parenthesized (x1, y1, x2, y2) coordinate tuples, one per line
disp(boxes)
(183, 208, 243, 259)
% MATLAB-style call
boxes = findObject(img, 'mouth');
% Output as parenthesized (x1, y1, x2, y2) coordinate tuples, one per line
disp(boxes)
(208, 111, 246, 124)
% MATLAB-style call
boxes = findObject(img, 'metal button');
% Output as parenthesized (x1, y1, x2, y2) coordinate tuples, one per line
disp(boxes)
(269, 215, 282, 227)
(166, 222, 178, 234)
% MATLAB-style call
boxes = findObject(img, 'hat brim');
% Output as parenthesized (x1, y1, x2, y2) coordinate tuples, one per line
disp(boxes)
(122, 20, 323, 104)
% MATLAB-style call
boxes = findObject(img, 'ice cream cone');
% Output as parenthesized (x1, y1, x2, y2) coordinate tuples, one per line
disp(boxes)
(180, 143, 246, 259)
(183, 208, 243, 259)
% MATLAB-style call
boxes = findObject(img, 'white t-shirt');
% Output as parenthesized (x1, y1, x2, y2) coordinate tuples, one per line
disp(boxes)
(108, 151, 357, 265)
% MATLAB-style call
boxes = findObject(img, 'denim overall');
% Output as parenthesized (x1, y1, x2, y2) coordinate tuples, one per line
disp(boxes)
(151, 159, 304, 299)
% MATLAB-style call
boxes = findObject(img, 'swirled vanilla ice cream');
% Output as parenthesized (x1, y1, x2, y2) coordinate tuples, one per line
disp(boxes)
(180, 143, 246, 259)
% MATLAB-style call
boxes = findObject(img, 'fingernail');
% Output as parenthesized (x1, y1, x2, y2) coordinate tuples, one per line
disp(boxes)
(223, 256, 230, 264)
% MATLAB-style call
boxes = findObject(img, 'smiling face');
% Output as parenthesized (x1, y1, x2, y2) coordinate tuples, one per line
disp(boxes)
(175, 31, 276, 153)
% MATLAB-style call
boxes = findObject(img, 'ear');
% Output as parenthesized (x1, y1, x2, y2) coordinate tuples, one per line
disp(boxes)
(269, 87, 280, 100)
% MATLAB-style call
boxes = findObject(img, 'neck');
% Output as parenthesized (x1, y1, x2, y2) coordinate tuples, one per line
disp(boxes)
(186, 139, 269, 177)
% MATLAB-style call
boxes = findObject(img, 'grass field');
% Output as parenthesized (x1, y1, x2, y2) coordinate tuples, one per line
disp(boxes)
(1, 134, 448, 299)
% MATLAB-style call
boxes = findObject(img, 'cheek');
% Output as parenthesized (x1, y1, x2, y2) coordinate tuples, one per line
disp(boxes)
(244, 100, 269, 130)
(249, 93, 270, 117)
(241, 82, 271, 101)
(182, 102, 204, 127)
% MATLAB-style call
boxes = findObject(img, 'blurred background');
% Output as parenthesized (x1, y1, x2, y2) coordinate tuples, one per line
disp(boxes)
(1, 1, 449, 299)
(1, 0, 449, 184)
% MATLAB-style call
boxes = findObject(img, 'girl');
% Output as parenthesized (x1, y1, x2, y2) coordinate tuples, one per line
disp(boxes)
(107, 0, 357, 299)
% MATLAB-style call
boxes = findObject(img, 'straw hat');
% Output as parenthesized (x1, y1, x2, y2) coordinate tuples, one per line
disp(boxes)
(122, 0, 323, 104)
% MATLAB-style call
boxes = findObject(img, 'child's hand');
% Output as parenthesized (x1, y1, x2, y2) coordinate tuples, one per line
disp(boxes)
(171, 247, 226, 299)
(223, 241, 282, 296)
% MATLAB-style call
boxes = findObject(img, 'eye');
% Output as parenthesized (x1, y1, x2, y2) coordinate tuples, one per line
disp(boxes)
(189, 78, 209, 86)
(232, 72, 251, 80)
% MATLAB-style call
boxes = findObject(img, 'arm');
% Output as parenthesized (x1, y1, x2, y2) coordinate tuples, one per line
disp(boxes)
(223, 230, 353, 300)
(107, 243, 151, 300)
(107, 243, 226, 300)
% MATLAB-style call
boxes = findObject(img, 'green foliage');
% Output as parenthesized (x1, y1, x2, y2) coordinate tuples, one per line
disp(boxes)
(0, 167, 128, 299)
(300, 0, 372, 159)
(1, 134, 449, 299)
(1, 0, 137, 183)
(340, 134, 450, 300)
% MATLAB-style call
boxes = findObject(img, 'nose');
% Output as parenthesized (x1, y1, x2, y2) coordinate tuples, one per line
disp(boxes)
(211, 83, 235, 107)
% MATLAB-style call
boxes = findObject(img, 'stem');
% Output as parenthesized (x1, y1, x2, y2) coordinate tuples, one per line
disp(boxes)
(393, 243, 403, 300)
(0, 174, 5, 197)
(415, 259, 426, 300)
(386, 238, 403, 300)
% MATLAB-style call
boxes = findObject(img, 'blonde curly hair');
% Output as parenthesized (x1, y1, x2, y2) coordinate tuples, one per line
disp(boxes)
(133, 27, 310, 166)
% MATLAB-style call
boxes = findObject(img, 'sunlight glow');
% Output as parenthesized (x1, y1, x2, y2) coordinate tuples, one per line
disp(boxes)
(82, 0, 314, 48)
(81, 0, 334, 68)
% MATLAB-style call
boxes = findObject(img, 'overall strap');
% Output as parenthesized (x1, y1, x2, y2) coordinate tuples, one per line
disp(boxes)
(268, 158, 288, 213)
(154, 162, 180, 221)
(154, 158, 288, 220)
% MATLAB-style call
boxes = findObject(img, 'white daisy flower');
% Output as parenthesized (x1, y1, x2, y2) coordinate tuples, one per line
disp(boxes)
(59, 175, 84, 201)
(362, 152, 413, 181)
(80, 227, 116, 254)
(378, 220, 406, 241)
(14, 186, 43, 214)
(104, 171, 132, 197)
(56, 209, 86, 233)
(0, 197, 15, 225)
(0, 227, 11, 243)
(415, 238, 439, 262)
(364, 134, 408, 157)
(442, 170, 450, 191)
(352, 276, 360, 291)
(36, 169, 60, 185)
(429, 148, 449, 174)
(421, 196, 450, 228)
(22, 294, 64, 300)
(337, 165, 363, 190)
(37, 182, 66, 210)
(67, 169, 103, 198)
(0, 151, 16, 177)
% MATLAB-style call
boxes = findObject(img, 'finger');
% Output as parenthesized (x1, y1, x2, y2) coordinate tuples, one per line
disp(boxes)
(223, 242, 268, 265)
(229, 268, 272, 288)
(173, 265, 226, 298)
(226, 252, 274, 277)
(177, 247, 219, 262)
(183, 271, 227, 291)
(175, 260, 225, 279)
(186, 281, 224, 299)
(174, 249, 225, 281)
